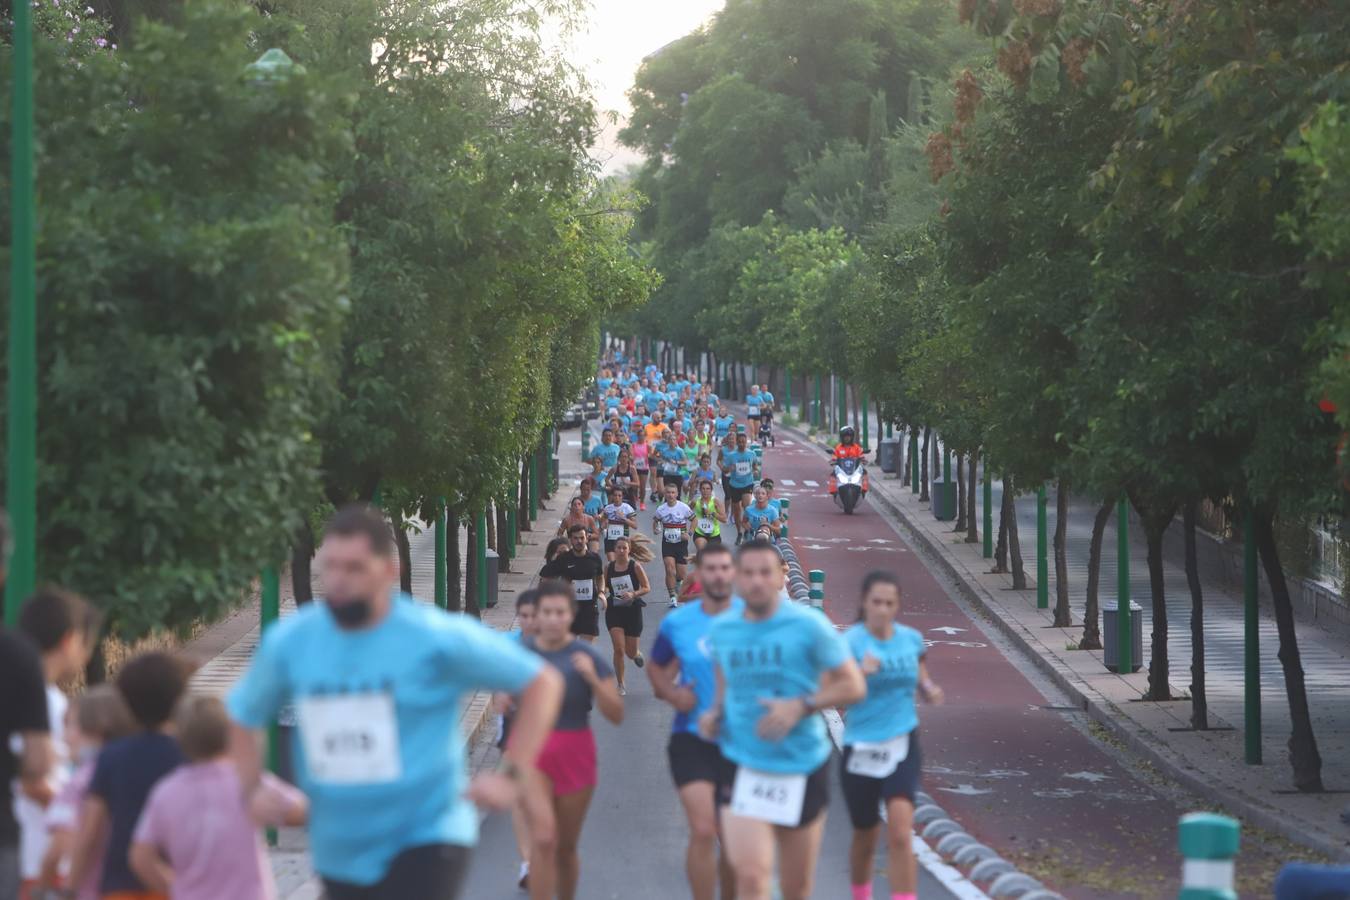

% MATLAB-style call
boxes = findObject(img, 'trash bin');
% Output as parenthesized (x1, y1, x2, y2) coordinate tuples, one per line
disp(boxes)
(485, 549, 500, 608)
(877, 439, 899, 474)
(1102, 602, 1144, 673)
(931, 477, 957, 521)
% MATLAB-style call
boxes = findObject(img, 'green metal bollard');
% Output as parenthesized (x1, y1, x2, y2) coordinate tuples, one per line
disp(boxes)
(1177, 813, 1239, 900)
(983, 469, 993, 558)
(581, 425, 591, 462)
(434, 497, 448, 609)
(1243, 507, 1262, 765)
(808, 569, 825, 608)
(1037, 485, 1048, 609)
(1116, 497, 1132, 674)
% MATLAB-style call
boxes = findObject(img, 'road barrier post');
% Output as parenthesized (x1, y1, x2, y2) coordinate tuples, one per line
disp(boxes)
(435, 497, 448, 609)
(1037, 484, 1048, 609)
(1243, 507, 1262, 764)
(1116, 497, 1132, 674)
(581, 424, 591, 462)
(1177, 813, 1239, 900)
(808, 569, 825, 608)
(780, 498, 790, 540)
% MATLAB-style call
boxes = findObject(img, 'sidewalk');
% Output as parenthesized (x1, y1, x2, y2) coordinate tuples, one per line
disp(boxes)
(186, 438, 588, 897)
(788, 420, 1350, 860)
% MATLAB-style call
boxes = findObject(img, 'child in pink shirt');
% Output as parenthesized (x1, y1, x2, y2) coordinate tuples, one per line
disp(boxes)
(129, 696, 306, 900)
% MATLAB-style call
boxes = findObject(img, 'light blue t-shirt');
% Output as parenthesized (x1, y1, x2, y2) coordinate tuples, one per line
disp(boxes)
(650, 598, 745, 735)
(714, 416, 735, 438)
(744, 503, 780, 532)
(597, 377, 613, 393)
(760, 391, 775, 409)
(227, 596, 542, 885)
(583, 494, 604, 516)
(842, 623, 926, 744)
(708, 599, 850, 773)
(592, 442, 620, 470)
(723, 449, 757, 489)
(655, 441, 685, 476)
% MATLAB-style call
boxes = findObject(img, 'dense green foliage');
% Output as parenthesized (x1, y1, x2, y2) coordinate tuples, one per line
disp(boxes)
(0, 0, 654, 636)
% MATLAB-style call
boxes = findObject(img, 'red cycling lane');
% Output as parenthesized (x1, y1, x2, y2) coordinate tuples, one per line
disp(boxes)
(761, 435, 1185, 899)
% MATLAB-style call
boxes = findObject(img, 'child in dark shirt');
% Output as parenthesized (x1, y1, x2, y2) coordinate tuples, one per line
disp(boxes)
(68, 652, 190, 900)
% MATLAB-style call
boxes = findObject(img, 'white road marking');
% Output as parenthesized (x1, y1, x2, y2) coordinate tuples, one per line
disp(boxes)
(937, 784, 995, 796)
(782, 479, 796, 486)
(803, 479, 819, 487)
(867, 537, 893, 544)
(1064, 771, 1112, 783)
(566, 440, 581, 446)
(930, 626, 967, 635)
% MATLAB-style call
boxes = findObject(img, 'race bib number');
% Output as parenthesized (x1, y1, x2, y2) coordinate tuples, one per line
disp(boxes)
(606, 523, 626, 540)
(735, 461, 752, 477)
(748, 405, 760, 416)
(664, 527, 685, 544)
(573, 578, 595, 602)
(663, 462, 680, 475)
(730, 768, 807, 826)
(298, 692, 401, 785)
(697, 517, 715, 534)
(610, 574, 635, 603)
(846, 734, 910, 779)
(635, 458, 648, 471)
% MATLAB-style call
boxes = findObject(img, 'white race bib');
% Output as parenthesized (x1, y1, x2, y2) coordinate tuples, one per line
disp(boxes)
(748, 405, 760, 416)
(664, 526, 685, 544)
(735, 461, 752, 477)
(730, 768, 807, 826)
(697, 517, 715, 534)
(663, 462, 680, 475)
(609, 574, 635, 603)
(846, 734, 910, 779)
(606, 523, 626, 540)
(573, 578, 595, 602)
(298, 692, 401, 785)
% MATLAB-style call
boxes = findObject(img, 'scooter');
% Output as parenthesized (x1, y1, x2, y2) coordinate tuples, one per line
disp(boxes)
(829, 456, 869, 514)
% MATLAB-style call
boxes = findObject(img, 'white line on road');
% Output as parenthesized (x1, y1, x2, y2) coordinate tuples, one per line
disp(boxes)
(803, 479, 819, 487)
(782, 479, 796, 486)
(566, 440, 580, 446)
(822, 710, 991, 900)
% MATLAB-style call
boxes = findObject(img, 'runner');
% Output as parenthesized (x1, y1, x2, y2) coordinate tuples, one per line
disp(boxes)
(687, 453, 719, 504)
(743, 487, 781, 543)
(745, 384, 765, 432)
(690, 479, 727, 551)
(608, 448, 640, 509)
(604, 537, 650, 694)
(599, 486, 639, 562)
(719, 432, 758, 544)
(495, 591, 542, 891)
(652, 484, 696, 607)
(592, 429, 620, 473)
(227, 506, 563, 900)
(631, 429, 652, 511)
(653, 431, 686, 501)
(577, 478, 604, 519)
(841, 572, 943, 900)
(540, 524, 607, 645)
(558, 497, 600, 556)
(648, 545, 742, 900)
(522, 582, 624, 900)
(700, 540, 866, 900)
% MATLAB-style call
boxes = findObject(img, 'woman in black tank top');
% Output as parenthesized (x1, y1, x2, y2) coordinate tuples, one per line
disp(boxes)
(609, 448, 639, 506)
(604, 537, 650, 693)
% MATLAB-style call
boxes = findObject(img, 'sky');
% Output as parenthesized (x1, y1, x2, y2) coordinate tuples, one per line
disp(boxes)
(567, 0, 726, 174)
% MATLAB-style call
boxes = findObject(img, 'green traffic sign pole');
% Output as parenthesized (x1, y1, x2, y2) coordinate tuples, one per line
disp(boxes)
(1243, 506, 1262, 765)
(4, 0, 37, 625)
(813, 374, 822, 429)
(942, 441, 951, 481)
(261, 566, 280, 846)
(527, 454, 539, 522)
(983, 468, 993, 558)
(476, 508, 488, 610)
(1036, 485, 1049, 609)
(910, 432, 919, 493)
(860, 389, 869, 450)
(784, 367, 792, 414)
(434, 498, 448, 609)
(836, 378, 846, 432)
(1117, 497, 1132, 674)
(505, 488, 517, 559)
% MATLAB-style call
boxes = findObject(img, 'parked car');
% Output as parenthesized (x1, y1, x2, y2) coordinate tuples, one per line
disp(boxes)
(562, 403, 584, 427)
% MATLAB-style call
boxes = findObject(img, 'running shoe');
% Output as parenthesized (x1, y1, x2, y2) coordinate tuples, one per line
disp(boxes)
(634, 651, 645, 668)
(669, 593, 679, 607)
(619, 683, 627, 696)
(640, 502, 646, 510)
(518, 862, 529, 891)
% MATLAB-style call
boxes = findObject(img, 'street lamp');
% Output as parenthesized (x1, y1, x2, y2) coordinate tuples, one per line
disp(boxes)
(6, 0, 39, 624)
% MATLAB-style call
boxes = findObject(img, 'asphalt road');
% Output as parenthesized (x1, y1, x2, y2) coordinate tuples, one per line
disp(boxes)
(461, 463, 959, 899)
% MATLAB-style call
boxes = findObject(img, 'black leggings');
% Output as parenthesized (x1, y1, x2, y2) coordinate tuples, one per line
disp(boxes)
(323, 844, 471, 900)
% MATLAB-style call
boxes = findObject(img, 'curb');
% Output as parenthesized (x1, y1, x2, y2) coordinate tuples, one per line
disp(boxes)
(779, 421, 1345, 861)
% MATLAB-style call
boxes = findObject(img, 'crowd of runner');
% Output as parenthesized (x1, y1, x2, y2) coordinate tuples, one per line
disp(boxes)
(0, 346, 940, 900)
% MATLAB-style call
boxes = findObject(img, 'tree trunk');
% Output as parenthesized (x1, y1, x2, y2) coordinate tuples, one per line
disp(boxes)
(84, 641, 107, 686)
(1080, 501, 1111, 651)
(1184, 503, 1208, 730)
(396, 525, 413, 595)
(448, 508, 462, 613)
(954, 452, 966, 532)
(1253, 509, 1324, 792)
(919, 428, 931, 502)
(291, 520, 315, 605)
(993, 474, 1009, 574)
(519, 458, 532, 530)
(486, 502, 497, 555)
(1006, 475, 1026, 589)
(465, 516, 482, 621)
(1142, 514, 1172, 701)
(497, 502, 511, 573)
(965, 451, 979, 543)
(1053, 478, 1072, 627)
(850, 385, 860, 433)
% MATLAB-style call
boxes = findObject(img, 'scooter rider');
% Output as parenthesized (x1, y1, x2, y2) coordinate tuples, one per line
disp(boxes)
(832, 426, 864, 462)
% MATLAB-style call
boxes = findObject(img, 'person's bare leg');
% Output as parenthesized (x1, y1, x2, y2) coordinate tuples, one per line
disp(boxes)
(511, 795, 533, 871)
(720, 810, 776, 900)
(664, 558, 677, 595)
(849, 823, 880, 889)
(625, 634, 641, 662)
(677, 782, 719, 900)
(608, 627, 627, 687)
(885, 797, 916, 894)
(775, 814, 827, 900)
(554, 786, 596, 900)
(527, 773, 559, 900)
